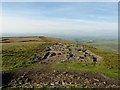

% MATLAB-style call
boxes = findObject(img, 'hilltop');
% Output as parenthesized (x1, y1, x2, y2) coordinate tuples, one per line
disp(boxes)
(2, 36, 120, 88)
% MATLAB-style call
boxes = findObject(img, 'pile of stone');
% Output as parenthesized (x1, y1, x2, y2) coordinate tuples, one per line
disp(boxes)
(31, 43, 102, 64)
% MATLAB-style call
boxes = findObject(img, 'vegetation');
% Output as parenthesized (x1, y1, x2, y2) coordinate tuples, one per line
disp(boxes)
(1, 36, 119, 88)
(3, 43, 48, 72)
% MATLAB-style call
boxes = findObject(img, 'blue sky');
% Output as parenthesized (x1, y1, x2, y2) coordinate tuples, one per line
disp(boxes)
(2, 2, 118, 37)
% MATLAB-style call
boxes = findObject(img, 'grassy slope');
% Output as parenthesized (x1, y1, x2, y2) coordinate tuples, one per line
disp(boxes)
(2, 43, 50, 72)
(2, 37, 119, 80)
(53, 45, 119, 79)
(2, 37, 70, 72)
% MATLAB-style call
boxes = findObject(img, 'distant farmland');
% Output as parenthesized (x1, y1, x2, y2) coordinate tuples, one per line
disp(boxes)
(81, 40, 118, 54)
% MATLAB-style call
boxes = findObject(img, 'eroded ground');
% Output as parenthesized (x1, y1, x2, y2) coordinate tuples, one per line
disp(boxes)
(4, 69, 119, 88)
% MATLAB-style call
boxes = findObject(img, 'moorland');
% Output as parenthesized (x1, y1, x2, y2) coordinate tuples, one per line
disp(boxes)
(1, 36, 120, 88)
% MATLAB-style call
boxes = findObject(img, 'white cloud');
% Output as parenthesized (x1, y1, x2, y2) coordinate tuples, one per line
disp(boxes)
(2, 16, 117, 36)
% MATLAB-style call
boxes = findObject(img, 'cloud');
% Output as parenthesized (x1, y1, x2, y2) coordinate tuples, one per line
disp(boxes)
(2, 16, 117, 36)
(2, 2, 117, 23)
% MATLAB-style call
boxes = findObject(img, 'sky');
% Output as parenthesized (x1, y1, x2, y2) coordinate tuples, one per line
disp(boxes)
(1, 2, 118, 37)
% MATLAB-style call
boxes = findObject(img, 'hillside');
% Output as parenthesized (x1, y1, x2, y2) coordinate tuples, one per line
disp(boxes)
(1, 36, 120, 89)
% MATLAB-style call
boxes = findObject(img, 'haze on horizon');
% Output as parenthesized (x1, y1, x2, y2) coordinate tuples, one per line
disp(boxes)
(1, 2, 118, 38)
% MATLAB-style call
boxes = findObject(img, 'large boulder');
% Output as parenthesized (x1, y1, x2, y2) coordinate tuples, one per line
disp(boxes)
(79, 55, 85, 59)
(84, 50, 93, 55)
(50, 52, 56, 57)
(93, 56, 97, 63)
(42, 52, 50, 60)
(82, 49, 87, 52)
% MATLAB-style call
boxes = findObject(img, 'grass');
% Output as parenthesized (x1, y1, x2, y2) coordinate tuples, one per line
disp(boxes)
(2, 37, 120, 80)
(2, 42, 53, 72)
(52, 62, 119, 79)
(85, 45, 119, 70)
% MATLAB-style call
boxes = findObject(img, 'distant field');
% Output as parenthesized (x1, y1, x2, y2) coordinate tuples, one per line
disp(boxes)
(62, 37, 118, 53)
(82, 40, 118, 54)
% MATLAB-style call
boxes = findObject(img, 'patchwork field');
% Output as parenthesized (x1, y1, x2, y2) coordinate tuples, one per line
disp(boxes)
(1, 36, 120, 89)
(82, 40, 118, 54)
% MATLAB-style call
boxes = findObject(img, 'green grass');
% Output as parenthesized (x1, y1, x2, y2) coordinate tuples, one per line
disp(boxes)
(2, 42, 53, 72)
(52, 43, 119, 80)
(85, 45, 119, 70)
(52, 62, 119, 79)
(2, 37, 119, 80)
